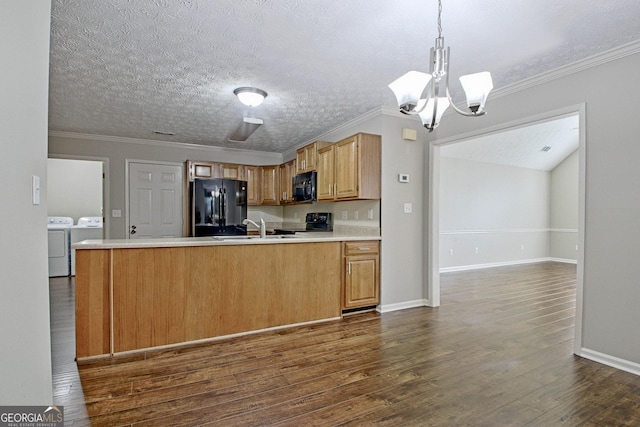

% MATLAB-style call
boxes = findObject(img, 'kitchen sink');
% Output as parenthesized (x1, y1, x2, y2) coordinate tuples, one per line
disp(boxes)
(213, 235, 298, 241)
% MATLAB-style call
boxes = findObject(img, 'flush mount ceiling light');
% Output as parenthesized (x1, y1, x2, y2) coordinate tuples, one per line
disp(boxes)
(388, 0, 493, 132)
(233, 87, 268, 107)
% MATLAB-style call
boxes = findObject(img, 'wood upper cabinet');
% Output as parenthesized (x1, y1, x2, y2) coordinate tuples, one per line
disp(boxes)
(187, 161, 244, 181)
(220, 163, 244, 180)
(343, 241, 380, 310)
(245, 165, 261, 206)
(188, 161, 218, 181)
(279, 159, 296, 204)
(317, 145, 335, 201)
(260, 165, 280, 205)
(317, 133, 381, 201)
(296, 141, 332, 173)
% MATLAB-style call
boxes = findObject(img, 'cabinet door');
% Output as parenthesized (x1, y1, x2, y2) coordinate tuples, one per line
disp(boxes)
(317, 145, 334, 201)
(260, 165, 279, 205)
(220, 163, 241, 180)
(344, 254, 380, 309)
(188, 161, 217, 181)
(245, 166, 261, 206)
(279, 160, 295, 203)
(334, 136, 359, 199)
(296, 148, 307, 174)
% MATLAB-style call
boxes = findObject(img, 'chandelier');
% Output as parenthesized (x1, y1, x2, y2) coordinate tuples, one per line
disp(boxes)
(388, 0, 493, 132)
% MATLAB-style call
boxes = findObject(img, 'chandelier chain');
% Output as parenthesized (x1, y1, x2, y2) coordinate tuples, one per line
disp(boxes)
(437, 0, 443, 38)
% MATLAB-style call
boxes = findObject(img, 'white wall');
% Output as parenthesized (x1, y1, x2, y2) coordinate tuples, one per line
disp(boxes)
(0, 0, 53, 404)
(439, 157, 550, 270)
(47, 158, 103, 222)
(550, 149, 579, 260)
(430, 47, 640, 367)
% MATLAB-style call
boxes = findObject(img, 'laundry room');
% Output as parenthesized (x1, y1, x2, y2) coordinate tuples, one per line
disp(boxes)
(47, 158, 104, 277)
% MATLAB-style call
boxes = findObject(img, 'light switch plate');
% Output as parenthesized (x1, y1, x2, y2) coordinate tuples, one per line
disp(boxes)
(32, 175, 40, 205)
(403, 203, 412, 213)
(112, 209, 122, 218)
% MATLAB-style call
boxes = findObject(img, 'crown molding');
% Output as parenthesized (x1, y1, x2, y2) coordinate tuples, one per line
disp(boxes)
(282, 107, 391, 159)
(48, 130, 282, 160)
(491, 39, 640, 101)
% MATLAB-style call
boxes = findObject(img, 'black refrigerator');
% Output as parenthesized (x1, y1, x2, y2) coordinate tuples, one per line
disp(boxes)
(191, 178, 248, 236)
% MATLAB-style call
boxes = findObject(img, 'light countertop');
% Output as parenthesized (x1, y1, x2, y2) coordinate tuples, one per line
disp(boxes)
(73, 233, 381, 250)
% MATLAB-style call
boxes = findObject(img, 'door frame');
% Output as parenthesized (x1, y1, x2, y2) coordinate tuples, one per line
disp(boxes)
(48, 154, 110, 239)
(125, 159, 186, 239)
(426, 103, 586, 355)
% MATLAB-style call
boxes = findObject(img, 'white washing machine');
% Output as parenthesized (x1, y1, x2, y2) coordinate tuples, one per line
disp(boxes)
(48, 217, 74, 277)
(70, 216, 103, 276)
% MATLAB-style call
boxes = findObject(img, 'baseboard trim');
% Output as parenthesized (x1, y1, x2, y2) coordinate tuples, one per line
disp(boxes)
(440, 258, 554, 273)
(579, 348, 640, 377)
(549, 257, 577, 264)
(379, 299, 429, 313)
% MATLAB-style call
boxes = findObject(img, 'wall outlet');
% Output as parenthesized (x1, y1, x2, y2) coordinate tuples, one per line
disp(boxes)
(475, 247, 479, 254)
(398, 173, 410, 183)
(353, 211, 359, 220)
(403, 203, 412, 214)
(112, 209, 122, 218)
(521, 244, 525, 251)
(449, 249, 453, 256)
(341, 210, 347, 220)
(367, 209, 374, 220)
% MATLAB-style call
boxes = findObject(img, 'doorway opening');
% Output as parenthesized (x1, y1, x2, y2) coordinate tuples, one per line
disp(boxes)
(47, 156, 109, 236)
(427, 104, 586, 354)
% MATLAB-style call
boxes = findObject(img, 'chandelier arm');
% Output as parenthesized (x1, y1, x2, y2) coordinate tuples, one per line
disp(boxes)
(444, 71, 487, 117)
(424, 76, 439, 130)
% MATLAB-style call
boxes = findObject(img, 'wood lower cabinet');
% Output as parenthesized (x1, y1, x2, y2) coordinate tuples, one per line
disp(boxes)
(343, 241, 380, 310)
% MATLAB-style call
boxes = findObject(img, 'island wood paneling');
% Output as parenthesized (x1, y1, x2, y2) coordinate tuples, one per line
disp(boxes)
(75, 249, 111, 358)
(95, 242, 342, 355)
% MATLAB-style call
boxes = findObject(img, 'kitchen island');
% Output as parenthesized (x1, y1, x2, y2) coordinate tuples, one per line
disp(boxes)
(74, 233, 380, 360)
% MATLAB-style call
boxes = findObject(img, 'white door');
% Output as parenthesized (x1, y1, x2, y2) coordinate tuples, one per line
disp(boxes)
(128, 162, 183, 238)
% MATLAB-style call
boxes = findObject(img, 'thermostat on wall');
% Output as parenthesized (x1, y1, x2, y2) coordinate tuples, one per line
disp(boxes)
(398, 173, 410, 183)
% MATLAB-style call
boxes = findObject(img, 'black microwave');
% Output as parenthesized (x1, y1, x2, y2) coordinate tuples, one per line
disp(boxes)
(292, 171, 316, 202)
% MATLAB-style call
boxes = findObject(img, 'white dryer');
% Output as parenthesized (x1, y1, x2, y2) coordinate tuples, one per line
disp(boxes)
(48, 216, 74, 277)
(70, 216, 103, 276)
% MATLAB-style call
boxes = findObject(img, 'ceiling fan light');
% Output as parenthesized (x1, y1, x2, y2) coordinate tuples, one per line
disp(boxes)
(233, 87, 268, 107)
(459, 71, 493, 113)
(388, 71, 432, 113)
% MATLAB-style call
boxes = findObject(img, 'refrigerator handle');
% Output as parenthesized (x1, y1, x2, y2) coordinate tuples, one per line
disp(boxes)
(221, 188, 226, 226)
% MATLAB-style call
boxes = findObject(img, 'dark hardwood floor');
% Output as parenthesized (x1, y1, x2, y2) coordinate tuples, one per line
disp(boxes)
(50, 262, 640, 426)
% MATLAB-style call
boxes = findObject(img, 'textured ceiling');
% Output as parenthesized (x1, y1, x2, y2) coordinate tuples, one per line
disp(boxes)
(48, 0, 640, 153)
(440, 115, 579, 171)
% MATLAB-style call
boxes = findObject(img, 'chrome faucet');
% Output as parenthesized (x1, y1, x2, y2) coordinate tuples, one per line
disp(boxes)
(242, 218, 266, 238)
